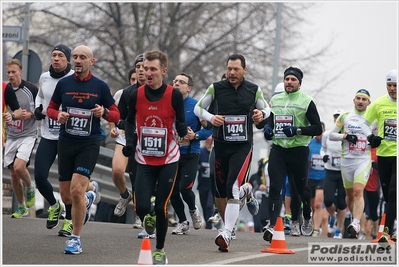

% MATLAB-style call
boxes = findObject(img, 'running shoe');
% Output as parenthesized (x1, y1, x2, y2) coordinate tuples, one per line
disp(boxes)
(11, 205, 28, 218)
(137, 229, 156, 239)
(347, 221, 360, 238)
(301, 219, 314, 236)
(246, 196, 259, 216)
(263, 227, 274, 242)
(358, 231, 366, 240)
(215, 229, 230, 252)
(208, 209, 221, 224)
(312, 229, 320, 237)
(333, 229, 342, 239)
(58, 219, 73, 237)
(152, 251, 168, 265)
(25, 183, 36, 208)
(46, 200, 64, 229)
(190, 205, 203, 230)
(132, 215, 143, 229)
(378, 227, 393, 249)
(231, 227, 236, 240)
(114, 190, 133, 217)
(284, 216, 291, 235)
(290, 221, 301, 236)
(171, 221, 190, 235)
(64, 236, 82, 254)
(84, 191, 95, 225)
(328, 214, 337, 235)
(144, 214, 156, 235)
(91, 180, 101, 205)
(391, 229, 397, 242)
(239, 183, 252, 210)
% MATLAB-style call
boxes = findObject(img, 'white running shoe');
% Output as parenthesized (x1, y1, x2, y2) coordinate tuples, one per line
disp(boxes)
(347, 221, 360, 238)
(132, 215, 143, 229)
(215, 229, 230, 252)
(91, 180, 101, 205)
(171, 221, 190, 235)
(114, 190, 133, 217)
(239, 183, 252, 210)
(190, 206, 203, 230)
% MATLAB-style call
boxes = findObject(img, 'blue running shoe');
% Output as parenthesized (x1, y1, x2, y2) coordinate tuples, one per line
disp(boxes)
(247, 197, 259, 216)
(84, 191, 95, 225)
(284, 216, 291, 235)
(328, 214, 337, 235)
(64, 236, 82, 254)
(137, 229, 156, 239)
(91, 180, 101, 205)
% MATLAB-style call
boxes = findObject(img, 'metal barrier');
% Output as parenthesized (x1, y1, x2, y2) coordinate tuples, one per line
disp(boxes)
(2, 146, 134, 209)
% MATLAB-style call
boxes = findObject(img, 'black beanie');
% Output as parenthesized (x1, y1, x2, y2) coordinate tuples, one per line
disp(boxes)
(52, 44, 71, 62)
(134, 54, 144, 67)
(284, 66, 303, 85)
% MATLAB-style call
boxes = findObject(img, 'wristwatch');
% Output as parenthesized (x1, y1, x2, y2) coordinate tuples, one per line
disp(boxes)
(296, 128, 302, 135)
(11, 113, 16, 120)
(103, 108, 109, 118)
(195, 133, 199, 140)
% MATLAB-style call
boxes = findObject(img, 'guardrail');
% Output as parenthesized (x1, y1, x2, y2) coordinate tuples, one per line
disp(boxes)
(2, 146, 134, 209)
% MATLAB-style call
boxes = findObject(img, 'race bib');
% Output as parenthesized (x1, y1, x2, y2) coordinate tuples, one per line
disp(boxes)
(384, 119, 396, 141)
(178, 137, 190, 147)
(311, 154, 324, 170)
(331, 153, 341, 168)
(223, 115, 248, 141)
(274, 115, 293, 138)
(6, 119, 23, 133)
(48, 117, 61, 133)
(140, 127, 167, 156)
(348, 137, 367, 155)
(65, 107, 93, 136)
(201, 162, 210, 178)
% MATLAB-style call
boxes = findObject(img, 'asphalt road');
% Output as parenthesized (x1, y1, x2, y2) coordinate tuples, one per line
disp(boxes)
(2, 215, 396, 266)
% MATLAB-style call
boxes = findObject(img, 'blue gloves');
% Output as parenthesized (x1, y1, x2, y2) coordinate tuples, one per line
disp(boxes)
(264, 125, 273, 140)
(282, 126, 297, 137)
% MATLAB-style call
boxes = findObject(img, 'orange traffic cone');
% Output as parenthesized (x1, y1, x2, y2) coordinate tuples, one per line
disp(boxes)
(371, 213, 395, 244)
(138, 238, 153, 265)
(261, 217, 295, 254)
(372, 213, 386, 243)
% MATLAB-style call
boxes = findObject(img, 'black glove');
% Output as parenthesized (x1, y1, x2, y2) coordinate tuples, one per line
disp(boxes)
(282, 126, 297, 137)
(368, 134, 383, 148)
(122, 145, 133, 157)
(371, 161, 378, 170)
(264, 125, 273, 140)
(345, 134, 358, 144)
(116, 119, 126, 130)
(322, 155, 329, 163)
(34, 104, 46, 120)
(176, 120, 188, 137)
(199, 166, 206, 173)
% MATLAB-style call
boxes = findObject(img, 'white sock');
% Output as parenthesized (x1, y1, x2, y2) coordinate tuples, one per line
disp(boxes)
(224, 202, 240, 233)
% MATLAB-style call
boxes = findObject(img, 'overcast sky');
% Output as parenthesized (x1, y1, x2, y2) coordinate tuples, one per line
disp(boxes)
(297, 1, 398, 130)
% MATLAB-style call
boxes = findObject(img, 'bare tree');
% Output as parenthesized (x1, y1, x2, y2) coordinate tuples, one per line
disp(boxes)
(3, 2, 331, 99)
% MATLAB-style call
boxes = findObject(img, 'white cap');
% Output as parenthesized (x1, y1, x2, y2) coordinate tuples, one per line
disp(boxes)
(386, 69, 397, 83)
(273, 82, 284, 95)
(333, 109, 344, 116)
